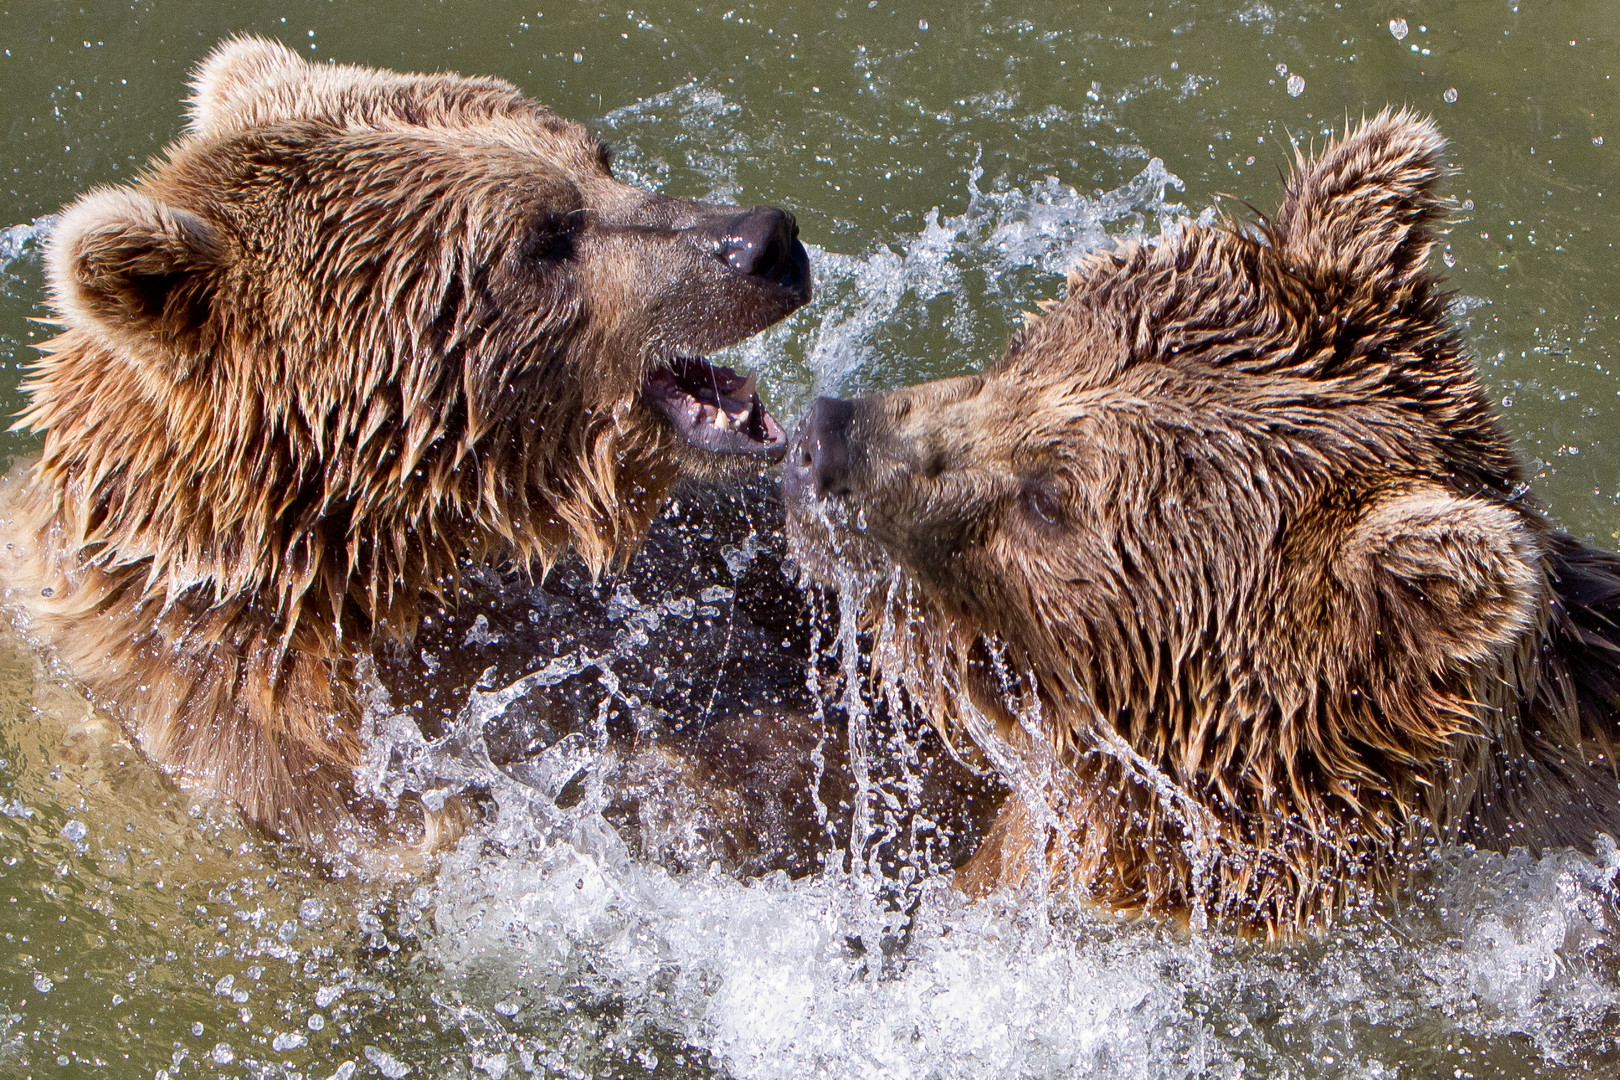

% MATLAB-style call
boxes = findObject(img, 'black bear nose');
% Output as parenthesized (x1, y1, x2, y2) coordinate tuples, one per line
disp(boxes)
(784, 396, 855, 502)
(715, 206, 811, 296)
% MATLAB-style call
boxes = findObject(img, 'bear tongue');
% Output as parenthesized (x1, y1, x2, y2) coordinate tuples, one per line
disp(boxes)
(645, 361, 787, 459)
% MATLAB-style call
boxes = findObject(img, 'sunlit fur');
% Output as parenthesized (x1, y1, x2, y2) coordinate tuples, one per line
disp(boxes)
(1, 38, 801, 848)
(788, 110, 1620, 936)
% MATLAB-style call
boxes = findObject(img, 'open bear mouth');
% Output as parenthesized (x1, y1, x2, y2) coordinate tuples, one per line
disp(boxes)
(645, 355, 786, 460)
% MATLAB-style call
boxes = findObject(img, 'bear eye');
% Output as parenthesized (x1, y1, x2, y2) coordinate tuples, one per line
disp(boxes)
(528, 211, 582, 263)
(1020, 477, 1067, 529)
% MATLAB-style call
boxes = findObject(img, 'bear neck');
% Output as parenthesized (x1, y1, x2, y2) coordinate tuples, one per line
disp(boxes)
(872, 555, 1575, 930)
(19, 328, 671, 651)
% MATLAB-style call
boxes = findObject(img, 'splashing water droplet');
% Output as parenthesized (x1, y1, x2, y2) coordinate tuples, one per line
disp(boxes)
(1444, 87, 1459, 103)
(1287, 73, 1306, 97)
(1390, 17, 1409, 40)
(365, 1045, 412, 1078)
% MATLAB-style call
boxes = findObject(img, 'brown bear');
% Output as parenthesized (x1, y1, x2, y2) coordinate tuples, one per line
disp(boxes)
(783, 109, 1620, 935)
(0, 36, 811, 851)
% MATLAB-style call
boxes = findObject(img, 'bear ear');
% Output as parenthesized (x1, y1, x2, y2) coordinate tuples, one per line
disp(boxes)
(187, 35, 307, 136)
(46, 187, 235, 363)
(1339, 487, 1544, 670)
(1272, 108, 1448, 293)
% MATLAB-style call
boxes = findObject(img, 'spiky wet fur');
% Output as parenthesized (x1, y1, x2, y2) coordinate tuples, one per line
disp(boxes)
(789, 110, 1620, 936)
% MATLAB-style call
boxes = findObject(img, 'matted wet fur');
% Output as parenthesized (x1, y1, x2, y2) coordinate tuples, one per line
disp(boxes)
(784, 109, 1620, 936)
(0, 37, 810, 853)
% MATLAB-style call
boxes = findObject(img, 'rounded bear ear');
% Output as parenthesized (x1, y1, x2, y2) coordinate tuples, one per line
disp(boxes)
(186, 35, 306, 136)
(1338, 487, 1545, 671)
(46, 187, 235, 365)
(1272, 108, 1448, 293)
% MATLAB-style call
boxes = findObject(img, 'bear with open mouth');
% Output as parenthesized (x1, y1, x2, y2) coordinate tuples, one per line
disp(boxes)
(0, 37, 812, 853)
(784, 110, 1620, 935)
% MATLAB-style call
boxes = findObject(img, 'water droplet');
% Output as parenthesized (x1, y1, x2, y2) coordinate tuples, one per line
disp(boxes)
(59, 819, 86, 842)
(1286, 73, 1306, 97)
(918, 19, 928, 30)
(1276, 62, 1288, 76)
(1389, 17, 1409, 40)
(315, 984, 343, 1008)
(190, 1022, 204, 1037)
(365, 1045, 412, 1078)
(308, 1013, 326, 1031)
(39, 586, 53, 598)
(273, 1031, 308, 1052)
(211, 1043, 235, 1065)
(1443, 87, 1458, 103)
(33, 973, 53, 993)
(572, 51, 583, 63)
(1596, 136, 1605, 147)
(299, 898, 324, 922)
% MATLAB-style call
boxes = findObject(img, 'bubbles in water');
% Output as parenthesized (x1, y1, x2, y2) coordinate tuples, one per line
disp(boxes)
(210, 1043, 234, 1065)
(1286, 73, 1305, 97)
(32, 972, 52, 993)
(59, 819, 85, 842)
(299, 897, 324, 922)
(1390, 17, 1409, 40)
(1445, 87, 1459, 103)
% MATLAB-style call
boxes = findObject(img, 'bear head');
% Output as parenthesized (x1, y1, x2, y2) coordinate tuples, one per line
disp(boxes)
(29, 36, 809, 637)
(785, 110, 1557, 926)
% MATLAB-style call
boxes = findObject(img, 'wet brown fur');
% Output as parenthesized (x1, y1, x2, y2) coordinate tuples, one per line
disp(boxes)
(787, 110, 1620, 935)
(1, 38, 803, 849)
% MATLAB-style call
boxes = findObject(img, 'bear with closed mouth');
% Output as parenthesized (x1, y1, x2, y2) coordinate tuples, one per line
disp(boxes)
(0, 36, 811, 851)
(784, 110, 1620, 935)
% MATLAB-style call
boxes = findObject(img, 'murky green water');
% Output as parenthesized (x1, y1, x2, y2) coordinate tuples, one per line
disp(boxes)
(1, 2, 1618, 1078)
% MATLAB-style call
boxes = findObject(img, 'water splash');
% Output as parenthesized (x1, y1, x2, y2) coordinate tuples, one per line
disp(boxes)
(715, 157, 1191, 418)
(0, 216, 53, 275)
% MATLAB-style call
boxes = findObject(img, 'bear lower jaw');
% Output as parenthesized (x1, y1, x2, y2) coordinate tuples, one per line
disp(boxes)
(645, 354, 786, 460)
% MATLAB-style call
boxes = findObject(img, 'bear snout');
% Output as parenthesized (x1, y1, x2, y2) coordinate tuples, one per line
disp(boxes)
(700, 206, 811, 300)
(785, 396, 857, 504)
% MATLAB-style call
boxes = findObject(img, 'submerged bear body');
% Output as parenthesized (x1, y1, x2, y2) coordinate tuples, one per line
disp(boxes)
(785, 110, 1620, 934)
(1, 37, 811, 851)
